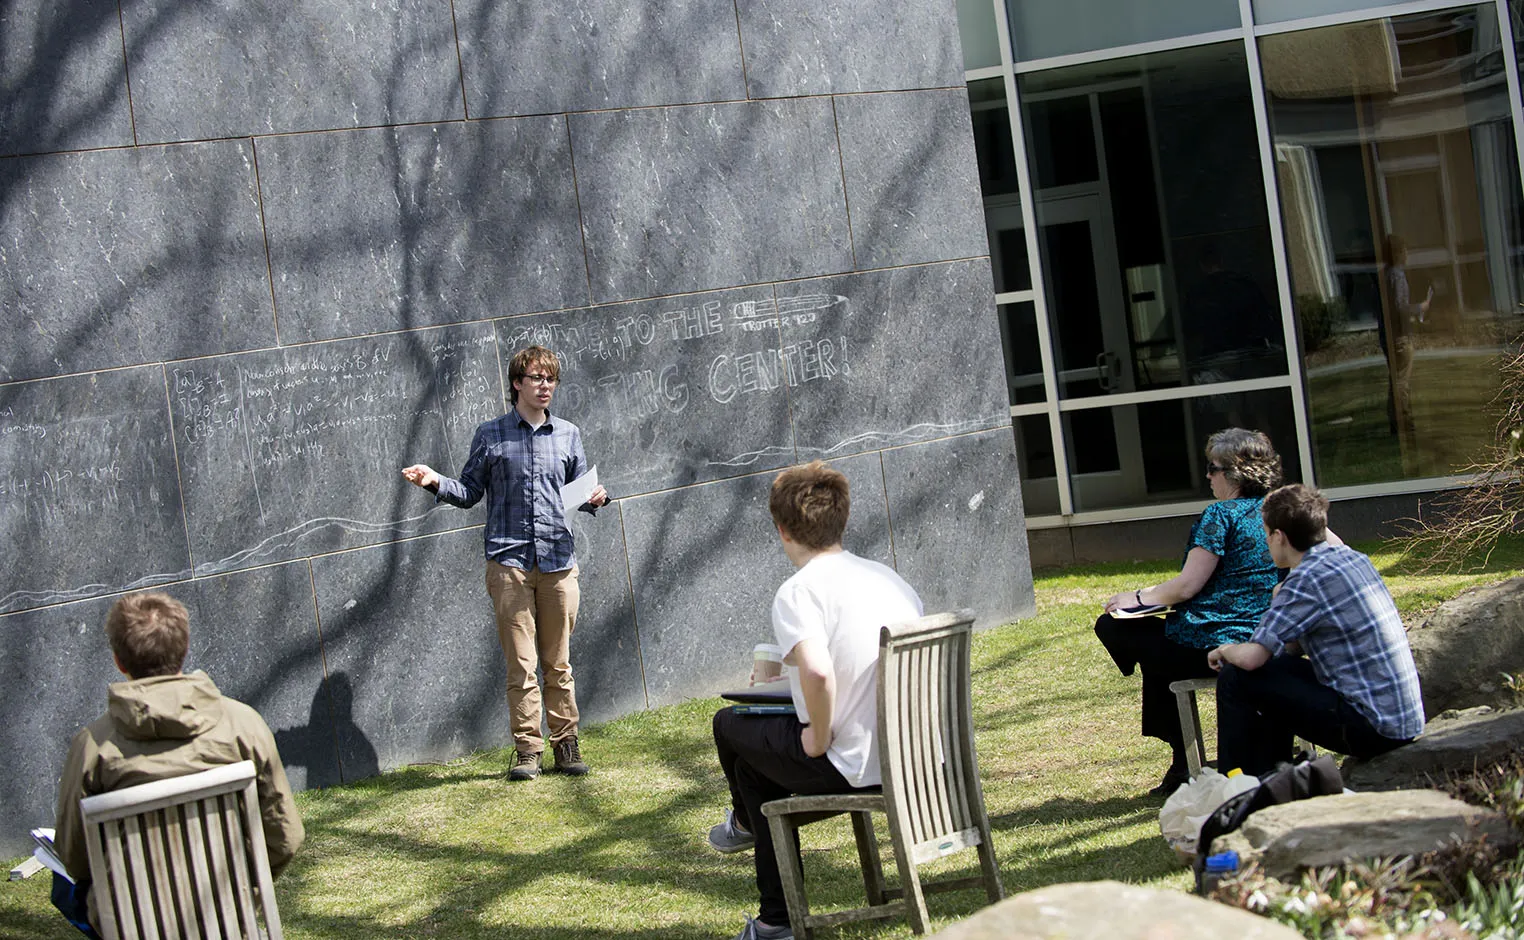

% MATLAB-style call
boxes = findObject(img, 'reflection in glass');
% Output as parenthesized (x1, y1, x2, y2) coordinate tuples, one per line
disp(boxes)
(1020, 43, 1287, 400)
(1062, 389, 1303, 513)
(1261, 6, 1524, 486)
(997, 302, 1044, 404)
(1012, 414, 1061, 515)
(969, 80, 1033, 294)
(956, 0, 1002, 70)
(1004, 0, 1238, 62)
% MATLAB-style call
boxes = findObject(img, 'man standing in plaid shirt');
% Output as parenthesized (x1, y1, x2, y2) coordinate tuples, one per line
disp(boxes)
(403, 345, 608, 781)
(1208, 483, 1424, 776)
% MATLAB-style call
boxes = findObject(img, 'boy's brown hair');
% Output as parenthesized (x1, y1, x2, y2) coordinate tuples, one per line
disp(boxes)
(105, 592, 190, 679)
(1261, 483, 1330, 552)
(508, 345, 561, 404)
(769, 461, 849, 550)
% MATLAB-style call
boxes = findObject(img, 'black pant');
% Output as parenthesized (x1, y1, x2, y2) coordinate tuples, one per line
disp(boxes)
(713, 706, 860, 925)
(1217, 656, 1410, 777)
(1094, 614, 1216, 763)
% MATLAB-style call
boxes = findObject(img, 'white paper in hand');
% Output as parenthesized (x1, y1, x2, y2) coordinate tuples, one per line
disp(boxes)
(560, 466, 599, 510)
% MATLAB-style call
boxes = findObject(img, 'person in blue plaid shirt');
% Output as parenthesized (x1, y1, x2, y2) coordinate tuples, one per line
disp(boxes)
(1208, 484, 1424, 776)
(402, 345, 608, 782)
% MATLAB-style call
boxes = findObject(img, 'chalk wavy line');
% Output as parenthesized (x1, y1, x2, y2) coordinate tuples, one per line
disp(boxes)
(193, 508, 449, 576)
(0, 509, 451, 614)
(801, 417, 1007, 459)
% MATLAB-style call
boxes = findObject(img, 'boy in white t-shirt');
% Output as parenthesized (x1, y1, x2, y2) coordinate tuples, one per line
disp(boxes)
(709, 461, 923, 940)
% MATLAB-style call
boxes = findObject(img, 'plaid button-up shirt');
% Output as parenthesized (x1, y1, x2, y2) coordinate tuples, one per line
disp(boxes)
(1251, 543, 1425, 740)
(435, 409, 594, 572)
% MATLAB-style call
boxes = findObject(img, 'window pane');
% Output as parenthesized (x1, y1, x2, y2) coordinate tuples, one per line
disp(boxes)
(969, 79, 1034, 294)
(998, 302, 1045, 404)
(1261, 5, 1524, 487)
(1004, 0, 1240, 62)
(956, 0, 1003, 70)
(1012, 414, 1063, 515)
(1063, 388, 1303, 512)
(1021, 44, 1287, 402)
(1254, 0, 1414, 25)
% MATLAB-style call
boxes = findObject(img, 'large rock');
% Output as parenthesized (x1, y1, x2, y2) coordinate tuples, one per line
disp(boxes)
(1408, 577, 1524, 715)
(1210, 791, 1517, 880)
(928, 881, 1302, 939)
(1344, 707, 1524, 791)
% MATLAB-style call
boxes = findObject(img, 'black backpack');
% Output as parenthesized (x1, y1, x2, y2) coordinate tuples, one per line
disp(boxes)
(1193, 754, 1345, 892)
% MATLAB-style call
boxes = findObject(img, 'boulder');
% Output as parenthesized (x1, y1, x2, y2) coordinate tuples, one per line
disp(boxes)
(1343, 707, 1524, 791)
(1209, 790, 1517, 880)
(1408, 576, 1524, 715)
(928, 881, 1302, 939)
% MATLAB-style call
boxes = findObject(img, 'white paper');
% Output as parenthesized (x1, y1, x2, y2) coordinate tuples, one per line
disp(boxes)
(560, 466, 599, 510)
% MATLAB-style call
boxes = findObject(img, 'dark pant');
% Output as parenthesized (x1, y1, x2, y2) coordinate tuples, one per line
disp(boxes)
(1217, 656, 1410, 777)
(51, 874, 101, 939)
(713, 706, 859, 926)
(1094, 614, 1216, 765)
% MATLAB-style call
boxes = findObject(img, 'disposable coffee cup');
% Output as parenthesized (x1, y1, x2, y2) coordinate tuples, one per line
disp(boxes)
(751, 643, 784, 684)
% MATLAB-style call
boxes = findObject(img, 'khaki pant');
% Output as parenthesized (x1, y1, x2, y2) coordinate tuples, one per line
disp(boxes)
(485, 561, 580, 754)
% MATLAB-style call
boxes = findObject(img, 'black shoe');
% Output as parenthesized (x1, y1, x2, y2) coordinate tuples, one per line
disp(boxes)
(508, 750, 541, 781)
(1148, 765, 1189, 797)
(550, 735, 589, 776)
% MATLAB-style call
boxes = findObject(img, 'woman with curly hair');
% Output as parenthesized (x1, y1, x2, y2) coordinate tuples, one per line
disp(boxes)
(1094, 428, 1290, 796)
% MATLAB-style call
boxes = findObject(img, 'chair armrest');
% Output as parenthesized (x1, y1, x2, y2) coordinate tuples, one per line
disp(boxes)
(761, 792, 885, 818)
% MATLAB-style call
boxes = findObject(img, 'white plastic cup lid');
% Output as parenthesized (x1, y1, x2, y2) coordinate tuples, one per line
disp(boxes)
(752, 643, 784, 661)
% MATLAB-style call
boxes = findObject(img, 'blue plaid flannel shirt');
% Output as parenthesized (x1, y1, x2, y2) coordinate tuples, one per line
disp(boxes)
(435, 410, 594, 572)
(1250, 543, 1425, 740)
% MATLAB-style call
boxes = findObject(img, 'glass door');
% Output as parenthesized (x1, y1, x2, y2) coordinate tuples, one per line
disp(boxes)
(1037, 192, 1147, 506)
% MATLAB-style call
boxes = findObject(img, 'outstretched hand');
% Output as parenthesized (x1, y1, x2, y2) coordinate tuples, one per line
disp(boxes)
(401, 465, 440, 489)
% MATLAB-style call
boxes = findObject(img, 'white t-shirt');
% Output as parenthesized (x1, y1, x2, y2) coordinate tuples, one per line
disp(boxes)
(772, 550, 923, 787)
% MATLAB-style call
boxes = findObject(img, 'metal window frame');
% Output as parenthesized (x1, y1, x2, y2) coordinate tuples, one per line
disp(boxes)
(963, 0, 1524, 526)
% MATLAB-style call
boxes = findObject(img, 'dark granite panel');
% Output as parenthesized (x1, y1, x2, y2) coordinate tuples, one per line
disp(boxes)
(121, 0, 464, 144)
(171, 325, 503, 576)
(834, 89, 988, 269)
(566, 501, 645, 723)
(0, 368, 190, 615)
(454, 0, 746, 117)
(0, 594, 124, 860)
(312, 522, 641, 772)
(570, 100, 853, 305)
(737, 0, 962, 98)
(622, 452, 891, 707)
(0, 0, 133, 156)
(496, 287, 796, 497)
(257, 120, 588, 343)
(0, 142, 275, 382)
(181, 563, 339, 790)
(881, 428, 1035, 629)
(781, 260, 1007, 460)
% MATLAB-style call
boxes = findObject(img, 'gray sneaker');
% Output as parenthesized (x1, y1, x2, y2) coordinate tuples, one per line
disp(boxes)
(707, 809, 755, 853)
(508, 750, 541, 781)
(731, 915, 793, 940)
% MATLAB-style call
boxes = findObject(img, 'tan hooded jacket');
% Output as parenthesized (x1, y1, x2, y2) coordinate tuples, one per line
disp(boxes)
(54, 671, 305, 926)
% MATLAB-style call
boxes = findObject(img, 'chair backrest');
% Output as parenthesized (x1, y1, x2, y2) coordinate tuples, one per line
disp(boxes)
(876, 609, 989, 866)
(79, 760, 283, 940)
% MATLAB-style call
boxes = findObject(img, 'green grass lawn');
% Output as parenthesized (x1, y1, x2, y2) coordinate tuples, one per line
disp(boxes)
(6, 536, 1522, 939)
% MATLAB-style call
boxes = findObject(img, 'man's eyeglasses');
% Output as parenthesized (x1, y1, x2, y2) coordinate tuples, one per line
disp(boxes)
(521, 373, 558, 387)
(1206, 463, 1228, 475)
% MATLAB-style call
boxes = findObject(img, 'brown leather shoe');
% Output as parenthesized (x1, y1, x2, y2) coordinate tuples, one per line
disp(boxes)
(508, 750, 541, 781)
(551, 735, 589, 776)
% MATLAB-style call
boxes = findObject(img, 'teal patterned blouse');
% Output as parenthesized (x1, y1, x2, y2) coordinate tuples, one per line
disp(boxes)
(1164, 497, 1277, 649)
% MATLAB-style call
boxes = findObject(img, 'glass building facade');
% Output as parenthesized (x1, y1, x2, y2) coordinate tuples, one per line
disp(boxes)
(963, 0, 1524, 528)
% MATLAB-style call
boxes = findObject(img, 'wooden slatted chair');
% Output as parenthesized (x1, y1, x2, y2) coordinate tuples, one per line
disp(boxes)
(760, 609, 1004, 939)
(79, 761, 284, 940)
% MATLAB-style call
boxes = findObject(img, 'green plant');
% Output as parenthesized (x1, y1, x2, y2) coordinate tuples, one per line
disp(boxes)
(1296, 294, 1348, 353)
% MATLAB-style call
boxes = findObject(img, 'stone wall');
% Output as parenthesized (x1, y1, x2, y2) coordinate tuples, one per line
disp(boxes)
(0, 0, 1034, 856)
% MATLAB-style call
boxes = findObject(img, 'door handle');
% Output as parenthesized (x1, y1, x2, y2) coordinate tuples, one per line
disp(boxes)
(1095, 351, 1121, 392)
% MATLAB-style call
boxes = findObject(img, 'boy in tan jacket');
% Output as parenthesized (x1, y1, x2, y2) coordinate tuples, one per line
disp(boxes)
(52, 592, 304, 937)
